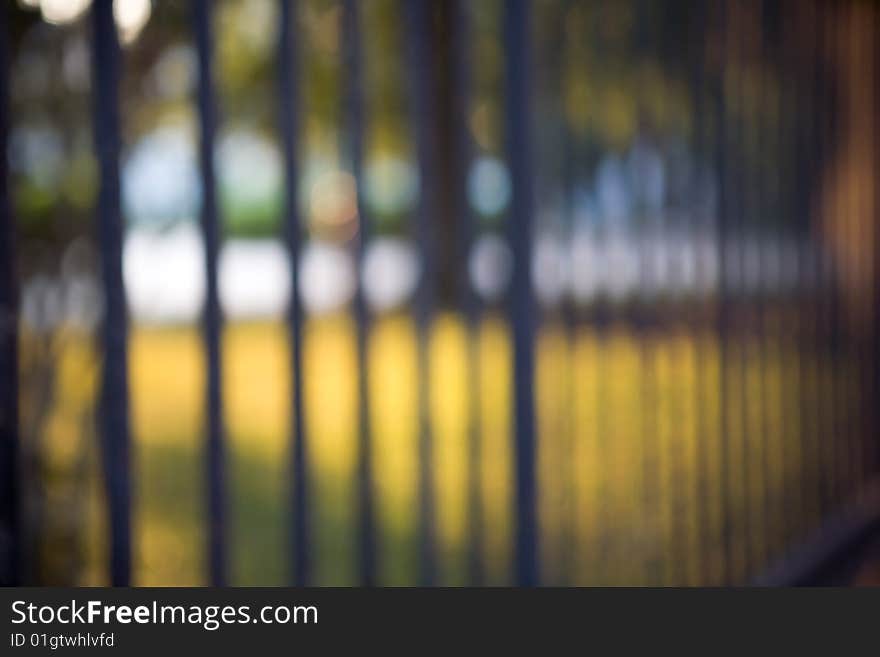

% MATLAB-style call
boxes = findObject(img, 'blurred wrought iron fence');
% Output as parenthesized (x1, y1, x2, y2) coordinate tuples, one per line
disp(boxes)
(1, 0, 879, 586)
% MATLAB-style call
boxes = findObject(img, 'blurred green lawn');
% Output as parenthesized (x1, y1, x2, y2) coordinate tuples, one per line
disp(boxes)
(30, 313, 860, 586)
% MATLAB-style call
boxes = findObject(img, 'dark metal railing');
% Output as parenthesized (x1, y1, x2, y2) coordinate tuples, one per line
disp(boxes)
(341, 0, 377, 587)
(92, 0, 132, 588)
(278, 0, 310, 588)
(0, 0, 20, 588)
(406, 0, 438, 586)
(503, 0, 538, 587)
(193, 0, 228, 587)
(1, 0, 878, 587)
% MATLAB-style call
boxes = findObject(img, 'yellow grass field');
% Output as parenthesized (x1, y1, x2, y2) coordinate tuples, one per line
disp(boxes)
(22, 313, 866, 585)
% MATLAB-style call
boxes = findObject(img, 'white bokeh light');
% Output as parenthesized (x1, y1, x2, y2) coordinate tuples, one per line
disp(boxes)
(469, 233, 512, 303)
(114, 0, 151, 44)
(219, 240, 290, 320)
(39, 0, 91, 25)
(298, 241, 356, 316)
(123, 223, 205, 324)
(362, 237, 418, 313)
(604, 233, 640, 302)
(569, 229, 603, 304)
(532, 232, 569, 308)
(24, 0, 152, 45)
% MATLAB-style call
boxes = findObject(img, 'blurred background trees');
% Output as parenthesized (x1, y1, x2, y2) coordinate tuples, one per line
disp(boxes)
(6, 0, 878, 585)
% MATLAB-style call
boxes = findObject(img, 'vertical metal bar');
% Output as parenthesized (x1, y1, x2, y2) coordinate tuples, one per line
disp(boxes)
(765, 0, 788, 561)
(873, 0, 880, 482)
(660, 0, 691, 586)
(764, 0, 784, 558)
(92, 0, 132, 587)
(689, 0, 712, 585)
(795, 0, 813, 529)
(844, 0, 864, 503)
(0, 1, 20, 587)
(590, 1, 614, 587)
(632, 0, 665, 586)
(341, 0, 375, 586)
(193, 0, 226, 587)
(814, 0, 838, 516)
(787, 0, 806, 540)
(731, 0, 754, 580)
(726, 0, 755, 581)
(851, 1, 871, 498)
(503, 0, 538, 586)
(654, 0, 672, 586)
(689, 0, 706, 585)
(809, 0, 831, 518)
(823, 0, 846, 511)
(836, 1, 853, 505)
(581, 2, 601, 587)
(741, 0, 770, 576)
(797, 0, 824, 531)
(664, 2, 682, 582)
(405, 0, 437, 586)
(568, 1, 598, 585)
(556, 0, 577, 586)
(752, 0, 772, 569)
(449, 0, 484, 586)
(712, 0, 735, 585)
(874, 0, 880, 482)
(278, 0, 309, 586)
(851, 1, 872, 498)
(533, 0, 567, 585)
(776, 0, 804, 550)
(851, 0, 865, 503)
